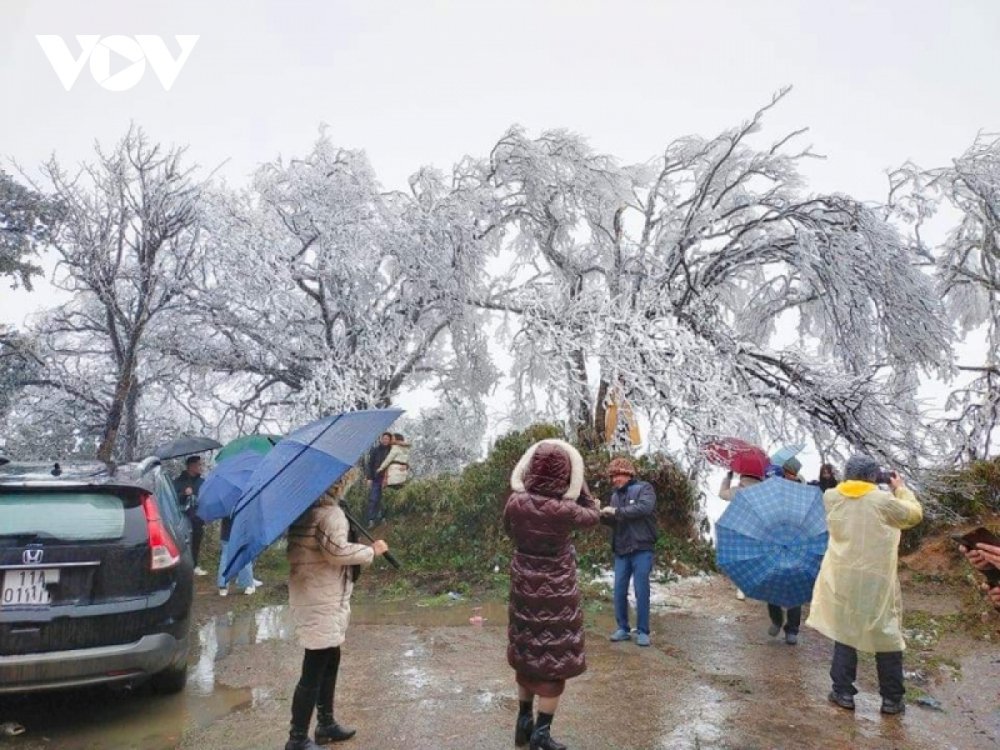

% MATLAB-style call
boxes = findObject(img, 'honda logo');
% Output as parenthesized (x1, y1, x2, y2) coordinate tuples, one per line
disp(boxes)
(22, 549, 43, 565)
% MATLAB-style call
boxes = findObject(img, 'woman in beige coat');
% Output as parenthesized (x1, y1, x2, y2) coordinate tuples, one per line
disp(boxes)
(806, 455, 922, 716)
(283, 474, 389, 750)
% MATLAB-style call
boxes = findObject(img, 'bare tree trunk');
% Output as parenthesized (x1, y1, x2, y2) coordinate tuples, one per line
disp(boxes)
(123, 380, 140, 462)
(593, 377, 610, 446)
(97, 365, 135, 462)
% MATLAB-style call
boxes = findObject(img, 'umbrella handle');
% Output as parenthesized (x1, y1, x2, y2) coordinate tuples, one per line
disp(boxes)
(341, 506, 402, 570)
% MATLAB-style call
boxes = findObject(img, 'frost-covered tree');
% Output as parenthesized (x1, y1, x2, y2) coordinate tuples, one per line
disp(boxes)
(394, 400, 488, 477)
(892, 134, 1000, 460)
(168, 135, 501, 429)
(486, 91, 952, 468)
(13, 128, 206, 461)
(0, 169, 54, 291)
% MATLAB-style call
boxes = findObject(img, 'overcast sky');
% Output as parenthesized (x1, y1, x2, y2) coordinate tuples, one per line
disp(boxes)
(3, 0, 999, 323)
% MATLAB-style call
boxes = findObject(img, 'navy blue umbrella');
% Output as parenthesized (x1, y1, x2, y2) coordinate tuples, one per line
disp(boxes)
(716, 478, 828, 608)
(196, 451, 263, 523)
(223, 408, 403, 579)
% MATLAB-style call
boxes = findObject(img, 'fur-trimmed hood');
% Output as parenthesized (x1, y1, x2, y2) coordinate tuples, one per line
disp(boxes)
(509, 439, 585, 500)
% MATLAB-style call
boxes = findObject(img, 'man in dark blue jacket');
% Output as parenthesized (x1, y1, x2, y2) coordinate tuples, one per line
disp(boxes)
(601, 457, 658, 647)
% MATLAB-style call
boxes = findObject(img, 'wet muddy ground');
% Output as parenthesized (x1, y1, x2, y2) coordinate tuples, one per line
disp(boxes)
(2, 574, 998, 749)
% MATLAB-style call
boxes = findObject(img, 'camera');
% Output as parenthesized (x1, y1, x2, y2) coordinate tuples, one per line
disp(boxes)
(875, 468, 896, 486)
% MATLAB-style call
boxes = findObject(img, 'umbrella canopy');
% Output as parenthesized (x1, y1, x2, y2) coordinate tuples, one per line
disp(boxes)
(730, 450, 769, 480)
(216, 434, 283, 463)
(702, 437, 769, 479)
(716, 477, 828, 608)
(771, 443, 806, 468)
(152, 435, 222, 460)
(223, 408, 403, 580)
(196, 451, 264, 522)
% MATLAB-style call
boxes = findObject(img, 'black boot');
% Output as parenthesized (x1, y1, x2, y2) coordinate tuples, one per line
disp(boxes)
(515, 712, 535, 746)
(285, 725, 323, 750)
(315, 709, 356, 744)
(529, 726, 567, 750)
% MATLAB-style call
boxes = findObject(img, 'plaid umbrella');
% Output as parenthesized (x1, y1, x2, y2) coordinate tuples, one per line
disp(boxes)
(716, 477, 828, 608)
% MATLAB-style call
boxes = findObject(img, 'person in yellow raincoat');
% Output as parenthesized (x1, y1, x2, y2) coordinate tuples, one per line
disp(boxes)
(805, 455, 922, 716)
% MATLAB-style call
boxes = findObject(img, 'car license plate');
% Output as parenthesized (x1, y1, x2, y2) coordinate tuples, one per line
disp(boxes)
(1, 568, 59, 606)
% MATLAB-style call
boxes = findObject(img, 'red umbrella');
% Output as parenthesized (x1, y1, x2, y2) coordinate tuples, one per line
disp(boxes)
(730, 450, 769, 480)
(701, 437, 760, 467)
(701, 437, 769, 479)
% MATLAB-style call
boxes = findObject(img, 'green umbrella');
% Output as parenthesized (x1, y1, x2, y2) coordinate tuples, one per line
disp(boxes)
(215, 434, 283, 463)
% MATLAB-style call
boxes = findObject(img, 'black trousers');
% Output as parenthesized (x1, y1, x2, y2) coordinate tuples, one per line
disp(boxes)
(187, 513, 205, 567)
(767, 604, 801, 634)
(290, 647, 342, 735)
(830, 641, 904, 701)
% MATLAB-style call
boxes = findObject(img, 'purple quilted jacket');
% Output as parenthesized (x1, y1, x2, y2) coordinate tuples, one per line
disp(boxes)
(503, 442, 600, 681)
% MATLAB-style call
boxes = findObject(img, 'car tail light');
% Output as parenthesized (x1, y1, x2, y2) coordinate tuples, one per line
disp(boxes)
(141, 493, 181, 571)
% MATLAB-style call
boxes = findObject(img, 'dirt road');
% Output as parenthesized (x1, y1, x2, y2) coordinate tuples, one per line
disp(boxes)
(3, 575, 998, 749)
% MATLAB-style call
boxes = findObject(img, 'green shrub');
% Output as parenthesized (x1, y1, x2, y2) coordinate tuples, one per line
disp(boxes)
(902, 457, 1000, 552)
(348, 424, 713, 586)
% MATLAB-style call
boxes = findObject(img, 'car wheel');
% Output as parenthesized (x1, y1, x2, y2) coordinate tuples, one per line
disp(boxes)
(150, 662, 188, 694)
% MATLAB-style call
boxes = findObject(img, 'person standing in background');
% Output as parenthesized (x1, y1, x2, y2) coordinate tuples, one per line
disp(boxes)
(174, 455, 207, 576)
(364, 432, 393, 527)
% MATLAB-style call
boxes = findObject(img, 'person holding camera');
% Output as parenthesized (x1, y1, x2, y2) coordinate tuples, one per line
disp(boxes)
(961, 542, 1000, 610)
(806, 455, 922, 716)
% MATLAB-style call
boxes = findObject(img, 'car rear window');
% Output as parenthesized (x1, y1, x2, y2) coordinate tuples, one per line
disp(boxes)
(0, 492, 126, 541)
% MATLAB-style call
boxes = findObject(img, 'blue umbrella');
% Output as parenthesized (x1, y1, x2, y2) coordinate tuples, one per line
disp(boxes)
(770, 443, 806, 468)
(716, 477, 828, 608)
(223, 408, 403, 579)
(196, 451, 264, 522)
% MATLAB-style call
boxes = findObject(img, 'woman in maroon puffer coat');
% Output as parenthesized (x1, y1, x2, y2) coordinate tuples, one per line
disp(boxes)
(504, 439, 601, 750)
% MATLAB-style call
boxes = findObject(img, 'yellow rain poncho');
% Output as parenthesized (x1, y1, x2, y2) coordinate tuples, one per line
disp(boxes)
(806, 481, 922, 653)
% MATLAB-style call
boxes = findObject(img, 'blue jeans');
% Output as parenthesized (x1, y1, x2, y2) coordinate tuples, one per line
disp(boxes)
(217, 538, 254, 589)
(614, 550, 653, 635)
(366, 478, 384, 524)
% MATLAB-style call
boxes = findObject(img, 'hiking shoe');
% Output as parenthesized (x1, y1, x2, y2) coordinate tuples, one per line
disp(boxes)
(785, 632, 798, 645)
(880, 698, 905, 715)
(828, 691, 856, 711)
(243, 585, 256, 595)
(252, 578, 263, 587)
(193, 567, 208, 576)
(218, 588, 228, 597)
(635, 632, 651, 647)
(609, 628, 632, 642)
(768, 623, 781, 637)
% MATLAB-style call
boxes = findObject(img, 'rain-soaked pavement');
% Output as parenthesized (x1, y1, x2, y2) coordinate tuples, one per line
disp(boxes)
(1, 575, 998, 749)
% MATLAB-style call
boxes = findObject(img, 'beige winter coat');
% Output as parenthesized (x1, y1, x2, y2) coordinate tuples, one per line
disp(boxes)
(377, 443, 411, 486)
(287, 493, 375, 650)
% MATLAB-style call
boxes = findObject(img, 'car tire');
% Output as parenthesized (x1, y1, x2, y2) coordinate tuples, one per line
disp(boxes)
(150, 662, 188, 694)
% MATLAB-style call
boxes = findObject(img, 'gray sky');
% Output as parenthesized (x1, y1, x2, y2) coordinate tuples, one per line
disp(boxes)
(3, 0, 1000, 325)
(2, 0, 996, 482)
(3, 0, 999, 323)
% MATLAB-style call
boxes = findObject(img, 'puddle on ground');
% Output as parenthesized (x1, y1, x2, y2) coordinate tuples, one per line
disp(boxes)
(0, 606, 294, 750)
(0, 600, 515, 749)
